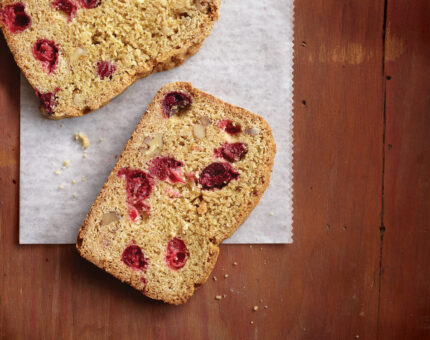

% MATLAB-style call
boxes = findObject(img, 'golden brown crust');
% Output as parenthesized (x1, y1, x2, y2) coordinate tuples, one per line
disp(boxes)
(0, 0, 220, 119)
(76, 82, 276, 304)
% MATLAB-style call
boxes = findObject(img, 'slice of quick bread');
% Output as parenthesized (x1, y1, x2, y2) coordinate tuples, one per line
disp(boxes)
(0, 0, 219, 119)
(76, 82, 276, 304)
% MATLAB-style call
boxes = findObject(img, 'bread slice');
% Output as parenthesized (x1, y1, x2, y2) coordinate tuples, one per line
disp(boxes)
(0, 0, 219, 119)
(76, 82, 276, 304)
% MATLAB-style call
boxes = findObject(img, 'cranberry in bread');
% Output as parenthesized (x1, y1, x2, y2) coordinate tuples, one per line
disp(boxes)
(76, 82, 276, 304)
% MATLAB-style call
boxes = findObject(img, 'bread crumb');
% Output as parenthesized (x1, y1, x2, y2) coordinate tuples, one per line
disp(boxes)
(269, 211, 275, 216)
(249, 245, 253, 248)
(224, 274, 229, 278)
(63, 160, 70, 167)
(60, 124, 64, 128)
(72, 193, 77, 198)
(75, 132, 90, 149)
(215, 295, 222, 300)
(233, 261, 238, 266)
(99, 137, 104, 142)
(259, 298, 263, 303)
(223, 294, 227, 298)
(213, 276, 217, 281)
(114, 154, 118, 159)
(250, 321, 254, 325)
(72, 179, 77, 184)
(54, 170, 61, 175)
(83, 153, 88, 159)
(253, 306, 259, 311)
(58, 184, 64, 189)
(81, 176, 86, 182)
(264, 305, 268, 309)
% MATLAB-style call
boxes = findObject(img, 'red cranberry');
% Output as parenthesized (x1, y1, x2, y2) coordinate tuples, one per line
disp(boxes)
(117, 168, 154, 221)
(148, 157, 185, 184)
(215, 142, 248, 162)
(122, 245, 149, 270)
(0, 2, 31, 33)
(33, 39, 59, 73)
(199, 162, 239, 190)
(165, 238, 189, 270)
(97, 61, 116, 80)
(140, 277, 147, 285)
(218, 119, 242, 135)
(52, 0, 77, 21)
(79, 0, 101, 9)
(35, 89, 58, 115)
(161, 91, 192, 118)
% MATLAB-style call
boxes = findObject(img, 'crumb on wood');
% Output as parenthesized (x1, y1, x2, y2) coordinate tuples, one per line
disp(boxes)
(223, 294, 227, 298)
(253, 306, 259, 311)
(213, 276, 217, 281)
(215, 295, 222, 300)
(233, 261, 238, 266)
(250, 321, 254, 325)
(224, 274, 229, 278)
(75, 132, 90, 149)
(264, 305, 268, 309)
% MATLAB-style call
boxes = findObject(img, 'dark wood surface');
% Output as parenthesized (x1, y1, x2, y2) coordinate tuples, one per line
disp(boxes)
(1, 1, 429, 339)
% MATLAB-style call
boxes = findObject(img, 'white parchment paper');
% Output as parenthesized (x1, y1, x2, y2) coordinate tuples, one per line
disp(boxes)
(20, 0, 294, 244)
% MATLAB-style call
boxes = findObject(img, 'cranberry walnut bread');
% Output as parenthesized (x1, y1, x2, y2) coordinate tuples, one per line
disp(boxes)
(0, 1, 219, 119)
(76, 82, 276, 304)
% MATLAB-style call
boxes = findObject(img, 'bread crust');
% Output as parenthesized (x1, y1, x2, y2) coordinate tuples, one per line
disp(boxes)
(76, 82, 276, 304)
(0, 0, 220, 119)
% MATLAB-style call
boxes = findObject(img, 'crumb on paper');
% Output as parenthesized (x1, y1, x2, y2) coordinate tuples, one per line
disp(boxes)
(269, 211, 275, 216)
(213, 276, 218, 281)
(233, 261, 238, 266)
(81, 176, 86, 182)
(72, 179, 77, 184)
(72, 193, 77, 198)
(60, 124, 64, 128)
(114, 154, 118, 159)
(54, 170, 61, 175)
(99, 137, 104, 142)
(61, 166, 65, 170)
(75, 132, 90, 149)
(253, 306, 259, 311)
(224, 274, 229, 278)
(63, 160, 70, 167)
(83, 153, 88, 159)
(215, 295, 222, 300)
(58, 184, 64, 189)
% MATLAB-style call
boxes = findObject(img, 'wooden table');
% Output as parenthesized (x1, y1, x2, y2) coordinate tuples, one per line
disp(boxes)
(1, 1, 429, 339)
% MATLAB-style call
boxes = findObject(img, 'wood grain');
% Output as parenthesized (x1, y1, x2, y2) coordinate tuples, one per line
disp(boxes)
(0, 0, 428, 339)
(378, 1, 430, 338)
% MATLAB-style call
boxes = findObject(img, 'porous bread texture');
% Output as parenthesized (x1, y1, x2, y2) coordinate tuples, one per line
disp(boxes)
(0, 0, 219, 119)
(76, 82, 276, 304)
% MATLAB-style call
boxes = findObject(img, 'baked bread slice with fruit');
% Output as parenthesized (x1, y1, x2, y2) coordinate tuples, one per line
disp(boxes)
(0, 0, 219, 119)
(76, 82, 276, 304)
